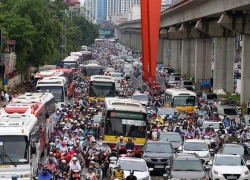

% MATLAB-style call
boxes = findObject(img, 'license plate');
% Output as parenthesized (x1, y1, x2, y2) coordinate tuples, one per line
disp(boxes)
(227, 176, 237, 179)
(154, 165, 164, 168)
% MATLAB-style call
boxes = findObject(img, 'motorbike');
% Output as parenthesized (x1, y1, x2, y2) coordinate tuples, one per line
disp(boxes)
(203, 136, 211, 147)
(71, 169, 81, 180)
(107, 157, 118, 177)
(151, 129, 158, 139)
(67, 142, 74, 151)
(95, 165, 103, 180)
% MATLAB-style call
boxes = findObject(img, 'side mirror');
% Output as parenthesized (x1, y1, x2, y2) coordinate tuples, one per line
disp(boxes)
(208, 161, 212, 166)
(148, 168, 154, 171)
(178, 146, 182, 151)
(204, 166, 210, 171)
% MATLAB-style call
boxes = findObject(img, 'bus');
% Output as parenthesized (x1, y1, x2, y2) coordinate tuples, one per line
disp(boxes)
(0, 113, 39, 179)
(53, 68, 75, 98)
(95, 38, 105, 45)
(34, 70, 64, 85)
(102, 97, 148, 156)
(70, 52, 83, 64)
(82, 64, 103, 79)
(89, 75, 116, 101)
(61, 56, 80, 73)
(36, 77, 68, 108)
(164, 88, 197, 113)
(81, 51, 92, 62)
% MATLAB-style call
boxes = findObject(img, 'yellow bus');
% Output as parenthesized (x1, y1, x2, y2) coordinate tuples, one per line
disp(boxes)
(89, 75, 116, 101)
(164, 88, 197, 113)
(102, 97, 147, 156)
(95, 39, 105, 45)
(82, 64, 103, 79)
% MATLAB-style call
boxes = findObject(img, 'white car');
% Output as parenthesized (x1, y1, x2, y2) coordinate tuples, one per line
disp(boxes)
(131, 93, 149, 106)
(179, 139, 212, 164)
(208, 154, 250, 180)
(111, 73, 124, 89)
(115, 157, 152, 180)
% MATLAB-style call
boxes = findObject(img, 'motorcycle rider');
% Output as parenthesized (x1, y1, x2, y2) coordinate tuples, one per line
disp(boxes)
(126, 170, 137, 180)
(202, 128, 212, 138)
(125, 137, 135, 151)
(111, 165, 125, 180)
(228, 132, 240, 143)
(184, 127, 194, 139)
(38, 167, 52, 180)
(162, 173, 169, 180)
(179, 111, 187, 119)
(101, 141, 111, 155)
(115, 136, 126, 149)
(108, 148, 119, 162)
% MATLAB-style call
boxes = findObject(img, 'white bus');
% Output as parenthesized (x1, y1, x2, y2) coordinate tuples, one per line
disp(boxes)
(34, 70, 64, 85)
(61, 56, 80, 72)
(102, 97, 148, 156)
(36, 77, 68, 108)
(164, 88, 197, 113)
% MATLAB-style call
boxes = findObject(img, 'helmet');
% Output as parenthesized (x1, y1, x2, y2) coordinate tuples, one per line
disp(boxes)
(72, 157, 77, 161)
(61, 160, 67, 164)
(130, 170, 134, 174)
(116, 165, 121, 169)
(163, 173, 169, 177)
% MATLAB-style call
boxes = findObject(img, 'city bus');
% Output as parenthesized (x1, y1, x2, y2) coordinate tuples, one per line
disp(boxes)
(53, 68, 75, 98)
(70, 52, 83, 64)
(61, 56, 80, 73)
(81, 51, 93, 62)
(89, 75, 116, 101)
(36, 77, 68, 108)
(33, 70, 64, 86)
(95, 38, 105, 45)
(164, 88, 197, 113)
(82, 64, 104, 79)
(0, 113, 39, 179)
(102, 97, 148, 156)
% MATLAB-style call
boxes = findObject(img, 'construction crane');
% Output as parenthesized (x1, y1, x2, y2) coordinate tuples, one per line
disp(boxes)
(140, 0, 162, 91)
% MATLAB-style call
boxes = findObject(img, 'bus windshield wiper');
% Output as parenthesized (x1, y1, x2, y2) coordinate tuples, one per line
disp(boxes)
(5, 154, 17, 167)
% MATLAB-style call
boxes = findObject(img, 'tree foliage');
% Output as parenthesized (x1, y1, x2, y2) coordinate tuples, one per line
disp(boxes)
(0, 0, 99, 71)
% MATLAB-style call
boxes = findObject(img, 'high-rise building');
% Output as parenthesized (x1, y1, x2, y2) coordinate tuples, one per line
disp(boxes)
(85, 0, 107, 24)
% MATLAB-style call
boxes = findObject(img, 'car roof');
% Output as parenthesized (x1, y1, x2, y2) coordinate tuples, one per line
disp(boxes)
(203, 121, 222, 124)
(146, 140, 171, 144)
(175, 154, 200, 160)
(119, 157, 145, 162)
(159, 132, 181, 135)
(185, 139, 206, 143)
(215, 154, 241, 158)
(223, 143, 245, 147)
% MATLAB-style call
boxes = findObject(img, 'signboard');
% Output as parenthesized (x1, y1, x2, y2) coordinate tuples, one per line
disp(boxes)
(110, 112, 144, 119)
(122, 119, 146, 126)
(99, 30, 111, 35)
(92, 82, 113, 86)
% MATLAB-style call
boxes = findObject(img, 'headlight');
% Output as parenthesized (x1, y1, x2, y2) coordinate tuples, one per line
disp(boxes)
(144, 157, 151, 161)
(243, 171, 249, 176)
(213, 170, 221, 176)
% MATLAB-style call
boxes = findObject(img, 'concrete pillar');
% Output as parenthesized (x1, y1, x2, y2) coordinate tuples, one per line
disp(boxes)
(240, 35, 250, 106)
(181, 39, 195, 76)
(130, 33, 134, 47)
(158, 39, 164, 63)
(214, 37, 234, 93)
(163, 39, 171, 66)
(194, 38, 212, 83)
(137, 34, 142, 51)
(171, 40, 181, 71)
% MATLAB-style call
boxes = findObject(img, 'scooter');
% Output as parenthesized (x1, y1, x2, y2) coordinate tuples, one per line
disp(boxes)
(107, 157, 118, 177)
(71, 169, 81, 180)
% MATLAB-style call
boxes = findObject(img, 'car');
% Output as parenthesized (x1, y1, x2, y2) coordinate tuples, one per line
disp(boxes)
(157, 108, 175, 119)
(115, 157, 152, 180)
(178, 139, 213, 164)
(165, 76, 182, 86)
(142, 140, 174, 172)
(170, 73, 181, 77)
(158, 132, 183, 151)
(105, 67, 116, 74)
(181, 80, 196, 91)
(167, 153, 208, 179)
(219, 143, 250, 169)
(131, 93, 149, 106)
(208, 154, 250, 180)
(88, 60, 98, 64)
(206, 93, 218, 103)
(92, 115, 102, 127)
(111, 73, 124, 89)
(216, 105, 240, 121)
(202, 121, 225, 132)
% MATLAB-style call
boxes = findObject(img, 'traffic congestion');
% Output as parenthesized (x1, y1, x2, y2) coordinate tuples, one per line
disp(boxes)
(2, 38, 250, 180)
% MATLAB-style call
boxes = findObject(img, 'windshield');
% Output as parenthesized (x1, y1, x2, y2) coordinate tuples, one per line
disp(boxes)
(214, 156, 245, 166)
(106, 68, 115, 72)
(36, 86, 64, 102)
(173, 96, 196, 106)
(183, 81, 193, 85)
(217, 107, 237, 115)
(222, 146, 245, 155)
(105, 115, 146, 138)
(203, 123, 224, 129)
(145, 143, 173, 153)
(89, 83, 115, 97)
(118, 160, 147, 172)
(172, 160, 203, 171)
(206, 94, 217, 100)
(112, 74, 122, 77)
(0, 136, 29, 165)
(63, 62, 77, 69)
(169, 77, 181, 81)
(132, 95, 148, 101)
(83, 67, 103, 76)
(184, 142, 208, 151)
(93, 116, 102, 123)
(157, 108, 175, 115)
(159, 133, 182, 142)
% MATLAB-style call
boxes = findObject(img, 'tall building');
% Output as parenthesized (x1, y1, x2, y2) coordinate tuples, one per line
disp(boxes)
(85, 0, 107, 24)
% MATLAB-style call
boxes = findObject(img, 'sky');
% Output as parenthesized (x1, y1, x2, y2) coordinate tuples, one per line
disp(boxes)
(79, 0, 85, 6)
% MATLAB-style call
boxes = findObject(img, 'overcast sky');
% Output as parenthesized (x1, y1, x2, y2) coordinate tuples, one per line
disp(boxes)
(79, 0, 85, 6)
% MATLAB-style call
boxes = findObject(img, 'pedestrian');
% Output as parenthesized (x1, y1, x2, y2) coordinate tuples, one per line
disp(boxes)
(247, 99, 250, 115)
(162, 173, 169, 180)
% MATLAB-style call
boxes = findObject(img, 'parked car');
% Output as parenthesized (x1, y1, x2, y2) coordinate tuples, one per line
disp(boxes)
(181, 80, 196, 91)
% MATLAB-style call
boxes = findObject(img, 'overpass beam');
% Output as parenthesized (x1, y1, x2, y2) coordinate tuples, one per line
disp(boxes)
(240, 35, 250, 106)
(181, 39, 195, 76)
(213, 37, 235, 93)
(194, 38, 212, 83)
(171, 39, 181, 71)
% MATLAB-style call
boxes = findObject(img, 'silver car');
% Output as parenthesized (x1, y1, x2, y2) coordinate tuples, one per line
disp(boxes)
(166, 76, 182, 86)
